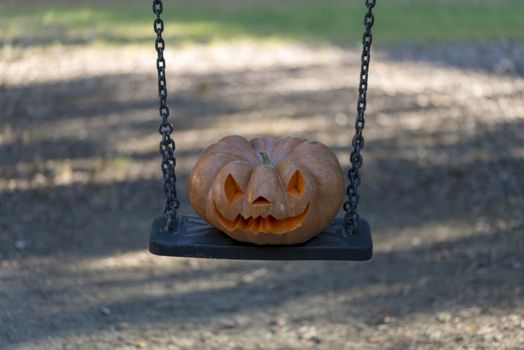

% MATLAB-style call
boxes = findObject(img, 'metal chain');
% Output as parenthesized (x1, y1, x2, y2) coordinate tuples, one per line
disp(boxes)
(151, 0, 373, 233)
(153, 0, 179, 231)
(343, 0, 376, 234)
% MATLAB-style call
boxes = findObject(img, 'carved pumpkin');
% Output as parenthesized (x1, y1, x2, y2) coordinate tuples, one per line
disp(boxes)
(189, 135, 345, 245)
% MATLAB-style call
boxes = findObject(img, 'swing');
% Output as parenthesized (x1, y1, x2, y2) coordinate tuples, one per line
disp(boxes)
(149, 0, 376, 260)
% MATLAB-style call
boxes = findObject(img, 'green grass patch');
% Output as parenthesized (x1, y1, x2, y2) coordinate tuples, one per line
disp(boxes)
(0, 1, 523, 48)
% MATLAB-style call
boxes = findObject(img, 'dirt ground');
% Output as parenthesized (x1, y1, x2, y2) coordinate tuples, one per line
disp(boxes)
(1, 40, 524, 349)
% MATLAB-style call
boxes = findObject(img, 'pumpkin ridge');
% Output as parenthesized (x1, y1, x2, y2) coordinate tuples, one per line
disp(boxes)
(203, 149, 260, 165)
(268, 137, 308, 163)
(288, 142, 342, 168)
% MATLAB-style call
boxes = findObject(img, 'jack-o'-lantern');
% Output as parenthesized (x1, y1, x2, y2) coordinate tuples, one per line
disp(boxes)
(189, 135, 345, 245)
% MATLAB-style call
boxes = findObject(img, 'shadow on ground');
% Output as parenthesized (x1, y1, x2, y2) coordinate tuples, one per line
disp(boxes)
(1, 43, 523, 348)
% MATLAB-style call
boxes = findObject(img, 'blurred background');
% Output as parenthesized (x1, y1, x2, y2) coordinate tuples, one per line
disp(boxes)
(1, 0, 523, 349)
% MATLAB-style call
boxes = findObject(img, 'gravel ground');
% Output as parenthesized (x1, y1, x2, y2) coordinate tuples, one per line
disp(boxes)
(1, 41, 524, 349)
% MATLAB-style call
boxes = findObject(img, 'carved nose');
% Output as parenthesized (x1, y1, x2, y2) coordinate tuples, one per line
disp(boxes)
(246, 165, 285, 217)
(252, 196, 271, 205)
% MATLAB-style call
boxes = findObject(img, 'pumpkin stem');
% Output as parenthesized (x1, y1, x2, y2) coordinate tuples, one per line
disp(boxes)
(258, 152, 272, 166)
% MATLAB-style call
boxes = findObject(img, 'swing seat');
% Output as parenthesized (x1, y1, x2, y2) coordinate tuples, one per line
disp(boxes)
(149, 215, 372, 260)
(148, 0, 377, 261)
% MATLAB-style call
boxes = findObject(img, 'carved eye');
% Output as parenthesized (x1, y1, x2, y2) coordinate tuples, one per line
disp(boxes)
(224, 174, 245, 203)
(287, 170, 305, 196)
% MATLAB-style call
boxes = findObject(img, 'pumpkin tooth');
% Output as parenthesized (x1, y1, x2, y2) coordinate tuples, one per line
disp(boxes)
(259, 217, 266, 232)
(268, 216, 278, 231)
(234, 214, 245, 230)
(262, 217, 270, 232)
(257, 217, 264, 232)
(252, 217, 258, 232)
(247, 216, 256, 231)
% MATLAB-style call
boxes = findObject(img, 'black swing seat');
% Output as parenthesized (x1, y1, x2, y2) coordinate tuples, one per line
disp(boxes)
(149, 215, 372, 261)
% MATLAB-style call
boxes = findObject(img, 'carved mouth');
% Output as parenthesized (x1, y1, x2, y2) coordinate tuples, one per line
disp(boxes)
(214, 203, 309, 234)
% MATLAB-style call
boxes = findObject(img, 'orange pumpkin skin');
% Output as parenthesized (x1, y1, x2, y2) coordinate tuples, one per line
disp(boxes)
(189, 135, 345, 245)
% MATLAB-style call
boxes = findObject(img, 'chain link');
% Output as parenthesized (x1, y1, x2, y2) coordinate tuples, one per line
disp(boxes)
(343, 0, 376, 234)
(153, 0, 179, 231)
